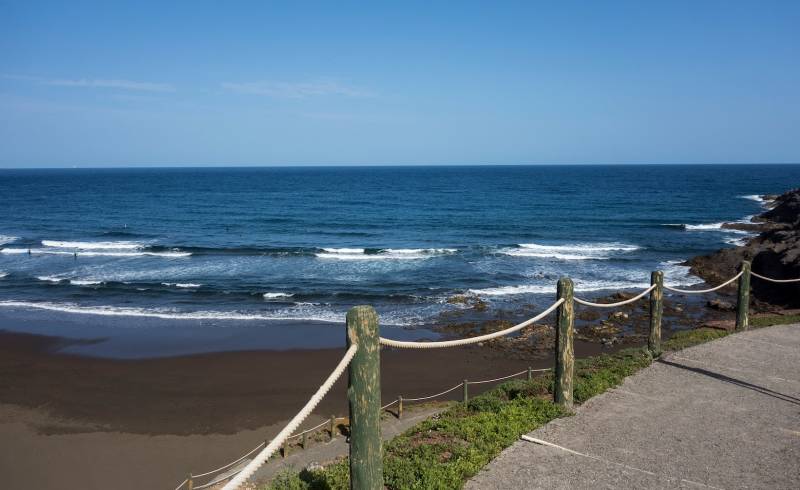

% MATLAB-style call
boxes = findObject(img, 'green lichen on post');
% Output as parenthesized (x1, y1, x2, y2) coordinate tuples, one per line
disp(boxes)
(554, 277, 574, 408)
(648, 270, 663, 356)
(736, 261, 751, 331)
(346, 305, 383, 489)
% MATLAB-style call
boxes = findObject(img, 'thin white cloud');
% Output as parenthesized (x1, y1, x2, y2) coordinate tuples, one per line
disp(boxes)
(221, 79, 373, 98)
(2, 74, 175, 92)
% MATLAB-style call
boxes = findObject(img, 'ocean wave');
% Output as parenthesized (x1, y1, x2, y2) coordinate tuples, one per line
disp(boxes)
(41, 240, 144, 250)
(739, 194, 768, 204)
(0, 272, 7, 279)
(500, 242, 639, 261)
(1, 248, 190, 258)
(0, 235, 18, 246)
(264, 292, 294, 299)
(71, 279, 103, 286)
(0, 300, 422, 326)
(162, 282, 202, 288)
(37, 275, 65, 283)
(469, 260, 701, 297)
(321, 247, 366, 254)
(316, 248, 456, 260)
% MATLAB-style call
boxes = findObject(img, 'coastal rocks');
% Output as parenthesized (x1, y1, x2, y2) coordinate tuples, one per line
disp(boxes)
(706, 299, 735, 311)
(446, 294, 488, 312)
(687, 188, 800, 308)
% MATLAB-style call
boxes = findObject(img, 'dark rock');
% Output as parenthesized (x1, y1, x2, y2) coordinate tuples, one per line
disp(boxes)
(706, 299, 735, 311)
(687, 188, 800, 308)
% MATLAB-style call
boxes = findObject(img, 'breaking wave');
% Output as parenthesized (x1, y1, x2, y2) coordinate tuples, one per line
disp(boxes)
(500, 242, 640, 261)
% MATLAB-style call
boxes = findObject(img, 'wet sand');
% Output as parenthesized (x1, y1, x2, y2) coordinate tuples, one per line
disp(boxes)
(0, 329, 609, 490)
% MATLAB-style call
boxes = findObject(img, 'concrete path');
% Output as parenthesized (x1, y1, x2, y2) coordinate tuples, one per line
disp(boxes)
(467, 324, 800, 490)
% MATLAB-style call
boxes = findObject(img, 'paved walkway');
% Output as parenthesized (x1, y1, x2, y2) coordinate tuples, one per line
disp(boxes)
(467, 324, 800, 490)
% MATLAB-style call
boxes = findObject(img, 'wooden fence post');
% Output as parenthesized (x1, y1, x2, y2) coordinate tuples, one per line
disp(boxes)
(462, 379, 469, 404)
(329, 415, 337, 441)
(649, 270, 663, 356)
(282, 438, 289, 458)
(554, 277, 574, 408)
(346, 306, 383, 489)
(736, 261, 751, 331)
(527, 366, 533, 381)
(186, 473, 193, 490)
(397, 396, 403, 419)
(302, 430, 308, 449)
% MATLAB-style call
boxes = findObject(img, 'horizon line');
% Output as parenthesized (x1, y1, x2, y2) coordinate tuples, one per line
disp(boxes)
(2, 162, 800, 170)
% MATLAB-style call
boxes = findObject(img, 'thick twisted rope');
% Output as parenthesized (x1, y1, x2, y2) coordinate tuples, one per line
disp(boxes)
(221, 344, 357, 490)
(379, 299, 564, 349)
(750, 271, 800, 283)
(663, 270, 743, 294)
(573, 285, 655, 308)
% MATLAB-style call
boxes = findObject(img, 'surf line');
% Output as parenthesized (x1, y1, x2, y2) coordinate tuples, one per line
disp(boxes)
(520, 435, 725, 489)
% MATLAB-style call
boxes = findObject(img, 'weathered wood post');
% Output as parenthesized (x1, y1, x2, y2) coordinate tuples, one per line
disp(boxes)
(397, 396, 403, 419)
(462, 379, 469, 404)
(527, 366, 533, 381)
(329, 415, 337, 441)
(648, 270, 663, 356)
(186, 473, 193, 490)
(302, 430, 308, 449)
(346, 306, 383, 489)
(282, 438, 289, 458)
(736, 261, 751, 331)
(554, 277, 574, 408)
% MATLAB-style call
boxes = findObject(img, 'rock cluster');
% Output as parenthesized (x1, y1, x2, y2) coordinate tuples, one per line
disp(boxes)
(687, 188, 800, 308)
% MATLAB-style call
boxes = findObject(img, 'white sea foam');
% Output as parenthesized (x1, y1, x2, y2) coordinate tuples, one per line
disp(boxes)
(469, 260, 701, 297)
(162, 282, 202, 288)
(1, 248, 190, 258)
(71, 279, 103, 286)
(501, 242, 639, 261)
(37, 275, 65, 283)
(264, 292, 294, 299)
(684, 222, 724, 230)
(0, 272, 7, 279)
(0, 235, 18, 246)
(316, 248, 456, 260)
(739, 194, 767, 204)
(0, 300, 341, 322)
(321, 248, 365, 254)
(41, 240, 143, 250)
(724, 236, 749, 246)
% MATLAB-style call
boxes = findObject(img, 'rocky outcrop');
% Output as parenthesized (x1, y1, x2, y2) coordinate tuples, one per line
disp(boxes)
(686, 188, 800, 308)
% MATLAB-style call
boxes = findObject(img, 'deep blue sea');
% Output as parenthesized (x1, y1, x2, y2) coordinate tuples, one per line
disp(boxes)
(0, 165, 797, 353)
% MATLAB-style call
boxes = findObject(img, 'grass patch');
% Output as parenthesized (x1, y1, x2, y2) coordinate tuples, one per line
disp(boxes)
(751, 314, 800, 328)
(263, 321, 776, 490)
(663, 328, 729, 351)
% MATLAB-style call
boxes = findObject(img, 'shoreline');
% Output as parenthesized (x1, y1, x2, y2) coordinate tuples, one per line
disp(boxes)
(0, 328, 602, 490)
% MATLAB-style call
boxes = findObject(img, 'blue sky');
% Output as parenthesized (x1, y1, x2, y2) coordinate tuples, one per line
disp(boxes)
(1, 1, 798, 167)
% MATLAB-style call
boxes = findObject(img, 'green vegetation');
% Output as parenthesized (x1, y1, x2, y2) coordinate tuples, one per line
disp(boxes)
(751, 313, 800, 328)
(662, 327, 729, 351)
(263, 347, 653, 490)
(262, 321, 793, 490)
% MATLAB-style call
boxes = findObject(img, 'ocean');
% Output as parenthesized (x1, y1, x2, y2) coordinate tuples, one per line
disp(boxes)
(0, 164, 796, 355)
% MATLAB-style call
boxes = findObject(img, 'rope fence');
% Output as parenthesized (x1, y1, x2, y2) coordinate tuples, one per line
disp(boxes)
(663, 270, 743, 294)
(177, 260, 800, 490)
(379, 298, 564, 349)
(574, 285, 655, 308)
(751, 271, 800, 283)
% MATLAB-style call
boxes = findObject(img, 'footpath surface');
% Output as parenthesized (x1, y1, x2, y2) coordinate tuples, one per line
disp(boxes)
(467, 324, 800, 490)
